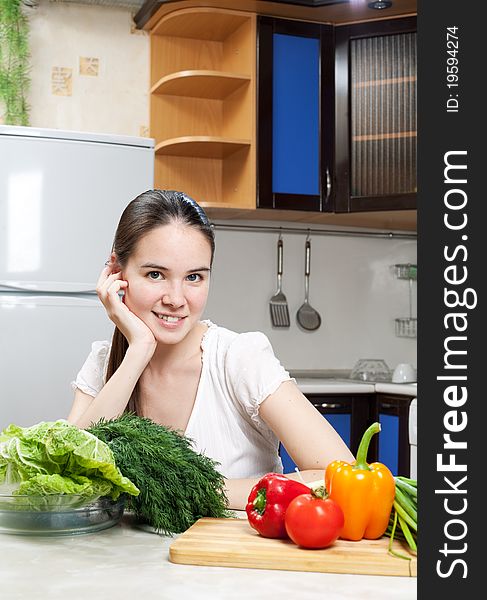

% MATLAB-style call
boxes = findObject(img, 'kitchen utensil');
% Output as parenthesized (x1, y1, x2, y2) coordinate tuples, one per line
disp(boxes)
(269, 234, 290, 328)
(296, 236, 321, 331)
(169, 518, 416, 577)
(350, 358, 391, 382)
(394, 263, 417, 338)
(0, 492, 125, 536)
(392, 363, 416, 383)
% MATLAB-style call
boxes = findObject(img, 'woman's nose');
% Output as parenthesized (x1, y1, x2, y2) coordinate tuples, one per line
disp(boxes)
(162, 283, 185, 308)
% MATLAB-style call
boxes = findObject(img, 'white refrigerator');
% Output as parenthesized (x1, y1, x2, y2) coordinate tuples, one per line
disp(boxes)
(0, 125, 154, 429)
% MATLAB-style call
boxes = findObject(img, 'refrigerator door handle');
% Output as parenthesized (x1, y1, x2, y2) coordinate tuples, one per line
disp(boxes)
(0, 280, 97, 294)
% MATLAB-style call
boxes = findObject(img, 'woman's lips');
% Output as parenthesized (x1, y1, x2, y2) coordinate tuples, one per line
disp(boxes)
(153, 312, 186, 328)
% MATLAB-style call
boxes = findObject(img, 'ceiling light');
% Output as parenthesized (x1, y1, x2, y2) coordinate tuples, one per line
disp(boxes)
(368, 1, 393, 8)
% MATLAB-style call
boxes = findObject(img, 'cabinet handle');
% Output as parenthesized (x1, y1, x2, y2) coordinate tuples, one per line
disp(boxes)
(325, 167, 332, 201)
(319, 402, 341, 409)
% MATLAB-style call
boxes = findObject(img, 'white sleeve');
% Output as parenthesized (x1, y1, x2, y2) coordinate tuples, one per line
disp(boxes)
(225, 332, 293, 427)
(71, 341, 110, 397)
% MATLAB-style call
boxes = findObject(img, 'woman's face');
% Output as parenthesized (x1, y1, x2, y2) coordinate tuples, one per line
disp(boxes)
(121, 223, 212, 346)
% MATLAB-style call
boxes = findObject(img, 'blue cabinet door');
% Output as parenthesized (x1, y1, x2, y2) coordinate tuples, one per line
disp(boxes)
(257, 18, 334, 211)
(378, 413, 400, 476)
(272, 33, 320, 196)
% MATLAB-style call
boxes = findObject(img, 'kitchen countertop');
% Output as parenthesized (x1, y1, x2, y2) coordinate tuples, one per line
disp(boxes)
(295, 378, 417, 397)
(296, 379, 376, 394)
(375, 382, 417, 396)
(0, 514, 417, 599)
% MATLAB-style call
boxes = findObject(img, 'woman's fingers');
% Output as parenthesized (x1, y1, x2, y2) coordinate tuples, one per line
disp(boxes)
(96, 269, 123, 299)
(99, 279, 127, 314)
(96, 263, 114, 287)
(95, 262, 156, 350)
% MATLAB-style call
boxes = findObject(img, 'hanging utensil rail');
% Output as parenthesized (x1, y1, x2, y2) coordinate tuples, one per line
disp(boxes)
(211, 222, 417, 240)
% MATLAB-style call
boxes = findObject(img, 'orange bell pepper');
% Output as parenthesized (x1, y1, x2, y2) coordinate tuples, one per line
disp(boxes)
(325, 422, 395, 541)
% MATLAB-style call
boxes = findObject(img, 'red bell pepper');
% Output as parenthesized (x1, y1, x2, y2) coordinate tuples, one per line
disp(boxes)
(245, 473, 310, 538)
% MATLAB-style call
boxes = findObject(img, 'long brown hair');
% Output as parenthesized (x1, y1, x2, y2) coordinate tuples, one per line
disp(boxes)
(105, 189, 215, 413)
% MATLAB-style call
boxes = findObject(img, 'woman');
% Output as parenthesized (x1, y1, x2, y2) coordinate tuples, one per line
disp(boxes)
(68, 190, 354, 509)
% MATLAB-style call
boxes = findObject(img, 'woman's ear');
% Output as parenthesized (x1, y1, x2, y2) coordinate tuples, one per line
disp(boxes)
(109, 252, 123, 273)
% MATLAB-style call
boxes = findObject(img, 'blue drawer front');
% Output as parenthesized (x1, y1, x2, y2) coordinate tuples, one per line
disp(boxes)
(326, 414, 351, 449)
(279, 414, 351, 474)
(378, 414, 399, 475)
(272, 33, 320, 195)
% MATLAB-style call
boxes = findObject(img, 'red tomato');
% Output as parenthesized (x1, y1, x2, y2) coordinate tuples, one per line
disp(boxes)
(284, 493, 344, 549)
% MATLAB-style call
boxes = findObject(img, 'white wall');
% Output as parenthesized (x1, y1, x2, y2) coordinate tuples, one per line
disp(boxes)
(204, 222, 417, 371)
(25, 1, 149, 136)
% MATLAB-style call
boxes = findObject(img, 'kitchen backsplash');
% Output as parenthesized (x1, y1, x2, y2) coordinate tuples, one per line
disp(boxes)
(204, 222, 417, 371)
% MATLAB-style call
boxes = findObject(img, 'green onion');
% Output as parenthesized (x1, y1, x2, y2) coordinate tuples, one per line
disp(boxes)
(384, 476, 417, 557)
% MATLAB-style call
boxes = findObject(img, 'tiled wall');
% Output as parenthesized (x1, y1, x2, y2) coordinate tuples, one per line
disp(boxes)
(25, 1, 149, 136)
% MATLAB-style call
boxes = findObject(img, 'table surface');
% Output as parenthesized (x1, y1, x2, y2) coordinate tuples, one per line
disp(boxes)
(0, 513, 417, 600)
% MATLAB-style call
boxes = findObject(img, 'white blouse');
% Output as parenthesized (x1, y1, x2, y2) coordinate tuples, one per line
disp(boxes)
(72, 321, 293, 479)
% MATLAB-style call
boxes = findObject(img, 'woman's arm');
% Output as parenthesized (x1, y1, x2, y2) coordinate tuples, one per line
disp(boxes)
(67, 344, 154, 428)
(259, 379, 355, 468)
(67, 262, 156, 428)
(224, 380, 355, 510)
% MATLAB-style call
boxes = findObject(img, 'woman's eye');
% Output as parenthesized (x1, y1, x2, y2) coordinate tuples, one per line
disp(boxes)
(186, 273, 202, 282)
(148, 271, 162, 280)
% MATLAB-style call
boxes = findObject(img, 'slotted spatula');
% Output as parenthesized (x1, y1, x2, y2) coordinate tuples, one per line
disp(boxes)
(269, 235, 290, 328)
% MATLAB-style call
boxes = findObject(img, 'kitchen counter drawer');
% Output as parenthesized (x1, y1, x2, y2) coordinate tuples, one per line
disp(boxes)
(369, 393, 415, 477)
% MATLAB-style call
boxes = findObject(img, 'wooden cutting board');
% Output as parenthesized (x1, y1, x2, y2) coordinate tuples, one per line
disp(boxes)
(169, 518, 417, 577)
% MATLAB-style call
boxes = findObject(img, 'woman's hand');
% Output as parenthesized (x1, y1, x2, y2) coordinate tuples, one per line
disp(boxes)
(96, 263, 156, 354)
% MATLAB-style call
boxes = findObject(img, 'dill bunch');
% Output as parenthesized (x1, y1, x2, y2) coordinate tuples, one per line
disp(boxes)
(87, 413, 232, 535)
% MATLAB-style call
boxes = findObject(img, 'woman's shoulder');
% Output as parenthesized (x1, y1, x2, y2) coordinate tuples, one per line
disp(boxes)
(89, 339, 111, 354)
(85, 340, 111, 364)
(71, 340, 111, 396)
(201, 320, 272, 356)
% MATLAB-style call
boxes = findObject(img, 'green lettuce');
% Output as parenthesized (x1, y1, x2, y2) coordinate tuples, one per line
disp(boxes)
(0, 420, 139, 502)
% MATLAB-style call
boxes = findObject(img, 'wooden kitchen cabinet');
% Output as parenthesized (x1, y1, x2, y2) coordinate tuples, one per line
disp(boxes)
(280, 393, 373, 474)
(143, 2, 417, 231)
(257, 15, 417, 214)
(149, 7, 256, 209)
(257, 17, 334, 212)
(334, 17, 417, 212)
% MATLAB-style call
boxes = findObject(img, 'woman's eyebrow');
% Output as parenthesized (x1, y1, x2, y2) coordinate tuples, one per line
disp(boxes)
(140, 263, 211, 272)
(140, 263, 168, 270)
(190, 267, 211, 273)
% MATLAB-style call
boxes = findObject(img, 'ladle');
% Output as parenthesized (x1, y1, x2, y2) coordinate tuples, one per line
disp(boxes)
(296, 235, 321, 331)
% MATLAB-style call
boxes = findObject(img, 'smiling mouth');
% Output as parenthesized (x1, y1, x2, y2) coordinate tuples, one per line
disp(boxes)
(153, 313, 185, 323)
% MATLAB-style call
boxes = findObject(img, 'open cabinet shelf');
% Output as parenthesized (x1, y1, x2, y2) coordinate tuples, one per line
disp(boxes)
(152, 9, 250, 40)
(151, 70, 251, 99)
(150, 7, 256, 208)
(155, 136, 251, 158)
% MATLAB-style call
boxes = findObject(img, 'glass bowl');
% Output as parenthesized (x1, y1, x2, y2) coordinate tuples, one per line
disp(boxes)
(350, 358, 391, 382)
(0, 491, 125, 536)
